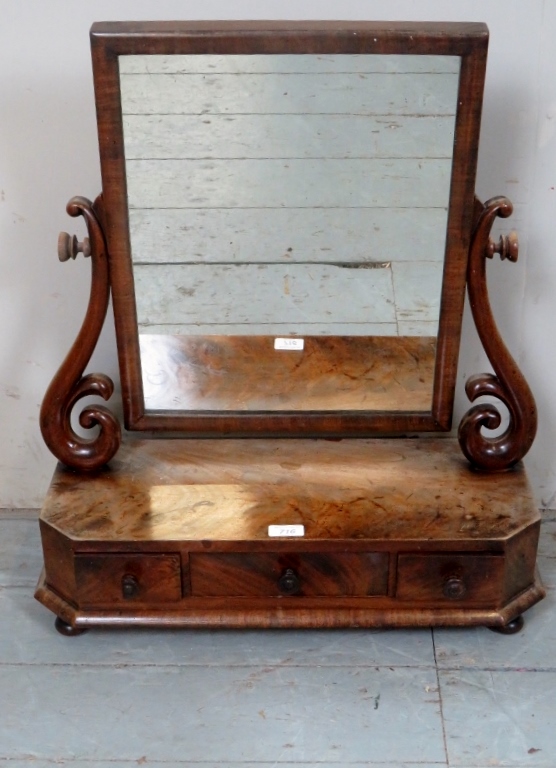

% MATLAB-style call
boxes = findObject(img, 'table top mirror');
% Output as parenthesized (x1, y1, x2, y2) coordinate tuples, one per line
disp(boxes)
(40, 21, 536, 471)
(35, 21, 544, 639)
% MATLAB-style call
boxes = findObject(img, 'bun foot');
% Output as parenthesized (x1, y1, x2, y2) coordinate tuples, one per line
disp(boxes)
(488, 615, 524, 635)
(55, 617, 87, 636)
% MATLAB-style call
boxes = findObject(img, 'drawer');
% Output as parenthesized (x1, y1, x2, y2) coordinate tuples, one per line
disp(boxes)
(75, 553, 182, 606)
(190, 552, 389, 597)
(396, 554, 505, 604)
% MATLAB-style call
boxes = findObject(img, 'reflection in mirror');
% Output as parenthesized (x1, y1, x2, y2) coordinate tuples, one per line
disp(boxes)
(119, 54, 460, 412)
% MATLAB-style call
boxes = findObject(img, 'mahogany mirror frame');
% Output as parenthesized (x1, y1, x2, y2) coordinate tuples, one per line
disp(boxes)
(88, 20, 489, 437)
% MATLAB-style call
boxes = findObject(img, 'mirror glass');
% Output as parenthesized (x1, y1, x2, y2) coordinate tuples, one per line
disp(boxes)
(119, 53, 460, 412)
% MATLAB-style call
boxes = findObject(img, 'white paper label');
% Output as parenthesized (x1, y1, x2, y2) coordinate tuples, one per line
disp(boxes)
(268, 524, 305, 537)
(274, 338, 304, 351)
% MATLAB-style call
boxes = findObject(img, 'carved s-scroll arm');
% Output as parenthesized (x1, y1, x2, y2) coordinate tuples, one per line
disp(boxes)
(40, 195, 121, 471)
(458, 196, 537, 471)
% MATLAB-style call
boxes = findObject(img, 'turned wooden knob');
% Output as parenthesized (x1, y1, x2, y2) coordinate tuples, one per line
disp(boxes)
(121, 574, 139, 600)
(443, 577, 467, 600)
(486, 231, 518, 262)
(278, 568, 301, 595)
(58, 231, 92, 262)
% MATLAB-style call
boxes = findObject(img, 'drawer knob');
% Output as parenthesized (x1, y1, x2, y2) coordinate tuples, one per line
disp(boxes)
(121, 574, 139, 599)
(278, 568, 301, 595)
(443, 577, 467, 600)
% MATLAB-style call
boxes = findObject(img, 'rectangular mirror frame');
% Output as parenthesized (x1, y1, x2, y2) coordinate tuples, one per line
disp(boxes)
(90, 20, 488, 437)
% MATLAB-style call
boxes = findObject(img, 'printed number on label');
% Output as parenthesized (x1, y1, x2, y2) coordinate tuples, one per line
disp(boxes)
(274, 338, 304, 351)
(268, 524, 305, 537)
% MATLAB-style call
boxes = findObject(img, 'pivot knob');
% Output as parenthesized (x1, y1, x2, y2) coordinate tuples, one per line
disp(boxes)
(486, 231, 518, 262)
(58, 231, 92, 262)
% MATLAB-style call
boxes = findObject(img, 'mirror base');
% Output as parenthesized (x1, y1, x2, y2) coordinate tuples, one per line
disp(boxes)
(35, 436, 544, 633)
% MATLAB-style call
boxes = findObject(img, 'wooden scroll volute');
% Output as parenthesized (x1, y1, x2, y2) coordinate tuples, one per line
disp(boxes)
(458, 196, 537, 471)
(40, 195, 121, 471)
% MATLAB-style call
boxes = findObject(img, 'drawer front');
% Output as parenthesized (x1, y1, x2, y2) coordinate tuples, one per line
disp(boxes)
(190, 552, 389, 597)
(396, 554, 505, 604)
(75, 554, 182, 606)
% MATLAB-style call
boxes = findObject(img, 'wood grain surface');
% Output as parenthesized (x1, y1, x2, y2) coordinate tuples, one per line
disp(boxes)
(41, 437, 538, 545)
(36, 433, 543, 629)
(189, 552, 389, 597)
(139, 334, 436, 411)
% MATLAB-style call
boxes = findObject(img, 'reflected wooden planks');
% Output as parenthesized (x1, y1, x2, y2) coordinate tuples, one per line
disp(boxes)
(122, 114, 457, 161)
(120, 52, 457, 339)
(118, 52, 461, 75)
(125, 158, 452, 209)
(128, 207, 449, 266)
(134, 261, 443, 333)
(120, 71, 460, 116)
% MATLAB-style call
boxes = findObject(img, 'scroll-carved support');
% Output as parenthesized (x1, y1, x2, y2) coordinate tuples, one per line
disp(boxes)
(40, 195, 121, 471)
(458, 196, 537, 471)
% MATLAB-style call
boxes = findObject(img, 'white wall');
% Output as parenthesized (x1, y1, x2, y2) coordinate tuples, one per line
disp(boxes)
(1, 0, 555, 507)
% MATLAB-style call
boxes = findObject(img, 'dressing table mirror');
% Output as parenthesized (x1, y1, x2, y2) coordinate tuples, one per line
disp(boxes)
(36, 21, 543, 636)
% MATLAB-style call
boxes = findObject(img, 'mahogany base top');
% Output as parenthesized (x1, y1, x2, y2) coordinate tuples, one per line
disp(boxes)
(41, 436, 539, 545)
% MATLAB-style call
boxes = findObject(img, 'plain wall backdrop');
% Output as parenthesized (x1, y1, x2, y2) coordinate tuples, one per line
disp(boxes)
(1, 0, 555, 508)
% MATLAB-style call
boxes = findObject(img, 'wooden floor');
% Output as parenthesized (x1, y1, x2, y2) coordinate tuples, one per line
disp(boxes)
(1, 505, 556, 766)
(139, 334, 436, 411)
